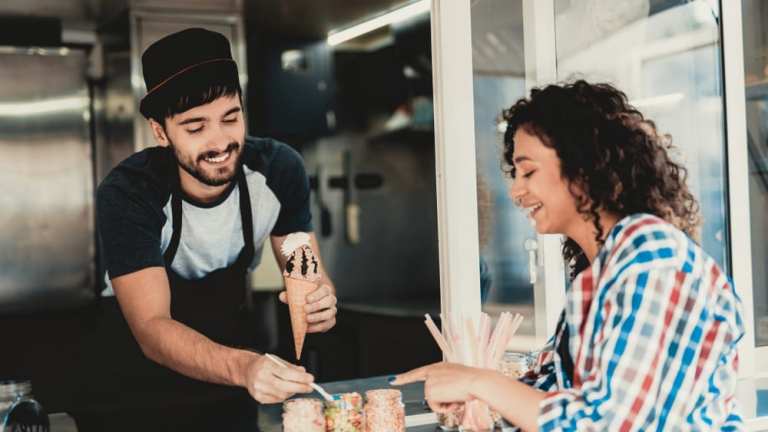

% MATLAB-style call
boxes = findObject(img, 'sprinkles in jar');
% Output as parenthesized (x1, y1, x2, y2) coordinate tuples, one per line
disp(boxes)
(364, 389, 405, 432)
(325, 392, 364, 432)
(283, 398, 324, 432)
(498, 351, 532, 379)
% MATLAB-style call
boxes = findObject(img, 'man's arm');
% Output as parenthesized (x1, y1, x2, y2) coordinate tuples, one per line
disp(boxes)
(112, 266, 314, 403)
(270, 232, 337, 333)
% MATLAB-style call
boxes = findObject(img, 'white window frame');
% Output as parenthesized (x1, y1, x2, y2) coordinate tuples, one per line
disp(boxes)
(431, 0, 567, 346)
(430, 0, 482, 329)
(721, 0, 762, 378)
(521, 0, 568, 345)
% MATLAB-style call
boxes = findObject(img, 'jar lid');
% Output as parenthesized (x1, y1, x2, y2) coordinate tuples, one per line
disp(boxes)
(283, 398, 323, 413)
(325, 392, 362, 409)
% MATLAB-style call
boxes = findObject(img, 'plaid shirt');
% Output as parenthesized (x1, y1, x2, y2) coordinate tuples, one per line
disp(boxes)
(520, 213, 744, 431)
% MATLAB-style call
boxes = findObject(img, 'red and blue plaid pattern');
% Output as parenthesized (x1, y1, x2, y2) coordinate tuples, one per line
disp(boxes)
(520, 214, 744, 431)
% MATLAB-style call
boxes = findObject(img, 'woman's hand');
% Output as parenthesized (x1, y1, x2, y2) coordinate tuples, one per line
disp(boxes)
(391, 362, 488, 412)
(394, 361, 546, 431)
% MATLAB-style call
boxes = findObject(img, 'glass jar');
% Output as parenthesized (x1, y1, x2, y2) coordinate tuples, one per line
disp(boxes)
(437, 405, 464, 431)
(460, 399, 494, 432)
(0, 381, 49, 432)
(364, 389, 404, 432)
(283, 398, 324, 432)
(491, 351, 535, 429)
(324, 392, 364, 432)
(498, 351, 533, 379)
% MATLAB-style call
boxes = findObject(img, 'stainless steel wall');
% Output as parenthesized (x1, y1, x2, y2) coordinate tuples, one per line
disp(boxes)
(304, 132, 441, 303)
(94, 51, 134, 184)
(0, 0, 105, 20)
(0, 47, 95, 314)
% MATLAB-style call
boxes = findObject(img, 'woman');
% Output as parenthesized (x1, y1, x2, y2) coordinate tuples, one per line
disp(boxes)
(392, 81, 744, 431)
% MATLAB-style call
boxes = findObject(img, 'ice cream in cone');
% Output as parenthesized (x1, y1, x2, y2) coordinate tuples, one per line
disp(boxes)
(281, 233, 321, 359)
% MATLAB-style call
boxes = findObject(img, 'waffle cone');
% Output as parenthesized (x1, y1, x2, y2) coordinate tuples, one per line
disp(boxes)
(285, 277, 318, 359)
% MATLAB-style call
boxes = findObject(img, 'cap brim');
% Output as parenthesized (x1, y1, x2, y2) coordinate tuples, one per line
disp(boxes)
(139, 60, 240, 119)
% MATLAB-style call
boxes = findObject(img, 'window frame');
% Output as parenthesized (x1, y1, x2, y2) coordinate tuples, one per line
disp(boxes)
(721, 0, 761, 378)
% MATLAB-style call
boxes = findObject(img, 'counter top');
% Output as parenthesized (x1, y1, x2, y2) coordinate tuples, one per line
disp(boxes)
(259, 375, 768, 431)
(258, 376, 437, 431)
(47, 375, 768, 431)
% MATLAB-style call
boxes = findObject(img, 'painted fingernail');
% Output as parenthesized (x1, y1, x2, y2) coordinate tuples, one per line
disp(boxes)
(387, 375, 396, 384)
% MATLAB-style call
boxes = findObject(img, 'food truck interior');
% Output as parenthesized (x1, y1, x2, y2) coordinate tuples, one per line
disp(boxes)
(0, 0, 442, 421)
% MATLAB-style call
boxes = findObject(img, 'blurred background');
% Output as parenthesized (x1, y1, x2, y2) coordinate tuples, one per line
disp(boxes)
(1, 0, 767, 428)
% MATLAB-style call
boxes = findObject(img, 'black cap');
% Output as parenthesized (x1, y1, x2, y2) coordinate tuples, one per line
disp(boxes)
(139, 28, 239, 118)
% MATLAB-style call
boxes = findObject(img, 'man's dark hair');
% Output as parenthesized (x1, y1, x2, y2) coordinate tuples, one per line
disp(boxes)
(501, 80, 701, 276)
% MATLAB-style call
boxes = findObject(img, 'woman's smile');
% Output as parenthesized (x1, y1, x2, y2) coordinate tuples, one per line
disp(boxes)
(524, 202, 543, 219)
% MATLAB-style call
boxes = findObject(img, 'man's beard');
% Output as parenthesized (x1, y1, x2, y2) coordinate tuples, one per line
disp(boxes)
(169, 139, 243, 187)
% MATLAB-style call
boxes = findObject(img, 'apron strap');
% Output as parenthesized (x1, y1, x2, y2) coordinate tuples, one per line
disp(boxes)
(163, 194, 183, 264)
(236, 171, 255, 264)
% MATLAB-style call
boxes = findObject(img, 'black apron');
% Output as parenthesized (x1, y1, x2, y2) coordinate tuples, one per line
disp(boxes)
(163, 170, 255, 349)
(74, 171, 260, 432)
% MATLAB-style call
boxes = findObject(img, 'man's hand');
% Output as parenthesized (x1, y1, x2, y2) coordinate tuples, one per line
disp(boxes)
(279, 284, 337, 333)
(244, 354, 314, 404)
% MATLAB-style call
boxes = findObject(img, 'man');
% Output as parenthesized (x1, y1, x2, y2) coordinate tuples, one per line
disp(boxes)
(91, 28, 337, 430)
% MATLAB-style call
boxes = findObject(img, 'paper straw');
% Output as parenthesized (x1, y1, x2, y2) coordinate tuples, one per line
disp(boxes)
(494, 314, 524, 365)
(509, 314, 523, 339)
(489, 312, 510, 364)
(486, 315, 502, 365)
(441, 314, 456, 359)
(466, 318, 480, 367)
(504, 314, 524, 348)
(424, 314, 453, 360)
(434, 312, 524, 369)
(478, 313, 491, 367)
(448, 317, 463, 364)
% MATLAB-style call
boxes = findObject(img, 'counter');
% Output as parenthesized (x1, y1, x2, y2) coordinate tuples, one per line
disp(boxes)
(45, 374, 768, 431)
(257, 375, 768, 432)
(258, 375, 437, 431)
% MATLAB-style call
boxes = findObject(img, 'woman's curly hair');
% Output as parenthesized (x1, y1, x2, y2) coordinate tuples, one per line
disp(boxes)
(501, 80, 701, 276)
